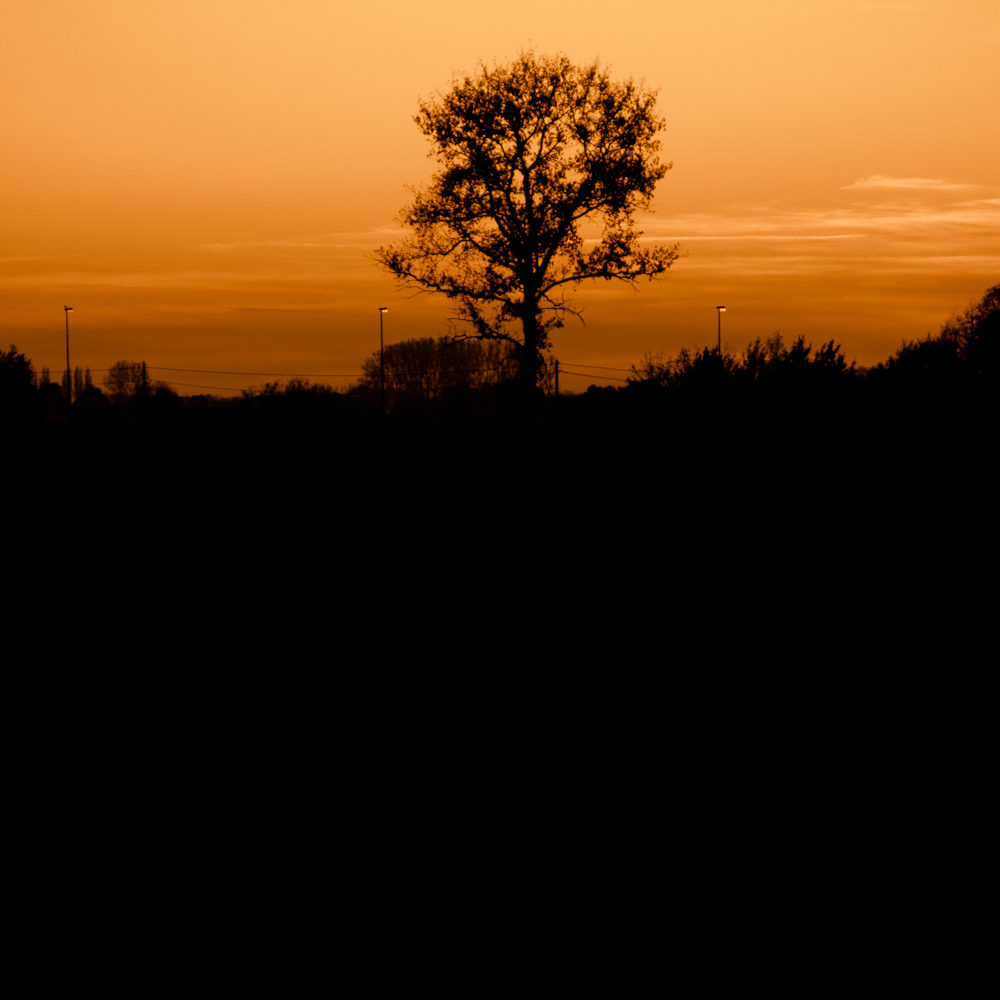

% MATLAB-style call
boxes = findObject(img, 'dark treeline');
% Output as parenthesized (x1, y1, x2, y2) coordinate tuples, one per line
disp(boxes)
(3, 284, 997, 476)
(5, 286, 995, 638)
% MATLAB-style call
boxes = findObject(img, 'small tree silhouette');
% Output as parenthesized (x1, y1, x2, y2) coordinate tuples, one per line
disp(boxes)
(1, 345, 37, 419)
(104, 360, 149, 403)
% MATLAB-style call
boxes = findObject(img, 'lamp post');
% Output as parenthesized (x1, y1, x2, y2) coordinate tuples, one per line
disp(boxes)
(64, 306, 73, 404)
(716, 306, 726, 356)
(379, 307, 388, 415)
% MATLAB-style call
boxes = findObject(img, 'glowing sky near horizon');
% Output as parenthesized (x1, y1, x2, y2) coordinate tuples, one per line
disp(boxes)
(3, 0, 998, 394)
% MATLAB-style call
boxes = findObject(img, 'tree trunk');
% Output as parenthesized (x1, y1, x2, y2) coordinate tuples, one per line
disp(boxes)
(519, 307, 541, 417)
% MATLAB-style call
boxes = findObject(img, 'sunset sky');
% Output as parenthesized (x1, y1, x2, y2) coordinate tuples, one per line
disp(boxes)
(4, 0, 998, 394)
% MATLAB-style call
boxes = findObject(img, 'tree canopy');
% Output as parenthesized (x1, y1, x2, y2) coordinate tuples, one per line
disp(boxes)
(376, 52, 679, 399)
(880, 283, 999, 380)
(357, 336, 521, 404)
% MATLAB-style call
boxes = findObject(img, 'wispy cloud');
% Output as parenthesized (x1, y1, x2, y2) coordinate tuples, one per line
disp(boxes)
(856, 2, 934, 10)
(204, 227, 405, 252)
(842, 174, 972, 192)
(646, 188, 1000, 237)
(634, 185, 1000, 280)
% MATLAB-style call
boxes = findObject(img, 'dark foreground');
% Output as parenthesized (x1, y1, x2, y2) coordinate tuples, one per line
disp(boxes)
(9, 381, 994, 546)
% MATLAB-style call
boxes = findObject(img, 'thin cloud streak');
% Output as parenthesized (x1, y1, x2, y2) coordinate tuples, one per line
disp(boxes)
(641, 193, 1000, 245)
(857, 2, 933, 10)
(626, 183, 1000, 287)
(843, 174, 974, 191)
(204, 227, 406, 252)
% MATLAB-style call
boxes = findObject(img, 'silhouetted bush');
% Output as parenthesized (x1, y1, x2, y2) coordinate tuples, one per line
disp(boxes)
(875, 284, 998, 383)
(627, 334, 856, 395)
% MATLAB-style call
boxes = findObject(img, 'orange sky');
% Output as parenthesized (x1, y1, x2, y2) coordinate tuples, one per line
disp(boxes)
(3, 0, 998, 394)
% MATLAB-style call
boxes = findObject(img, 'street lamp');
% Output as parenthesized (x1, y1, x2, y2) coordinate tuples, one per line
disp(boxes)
(379, 307, 388, 414)
(716, 306, 726, 355)
(64, 306, 73, 404)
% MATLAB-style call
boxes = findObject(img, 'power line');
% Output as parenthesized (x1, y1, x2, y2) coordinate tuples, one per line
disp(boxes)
(65, 360, 629, 380)
(148, 365, 361, 378)
(562, 373, 629, 384)
(160, 380, 247, 394)
(560, 369, 631, 384)
(60, 358, 634, 397)
(558, 362, 634, 373)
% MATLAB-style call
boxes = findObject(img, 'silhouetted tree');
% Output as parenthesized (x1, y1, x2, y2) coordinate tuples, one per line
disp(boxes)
(628, 346, 735, 392)
(35, 367, 65, 417)
(355, 336, 528, 407)
(1, 345, 34, 389)
(1, 345, 37, 418)
(242, 378, 338, 400)
(104, 360, 150, 403)
(376, 51, 679, 404)
(956, 283, 1000, 378)
(878, 283, 999, 381)
(73, 366, 94, 399)
(742, 334, 855, 387)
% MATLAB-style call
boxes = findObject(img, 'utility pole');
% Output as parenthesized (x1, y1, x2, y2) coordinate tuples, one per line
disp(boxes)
(379, 307, 388, 415)
(64, 306, 73, 405)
